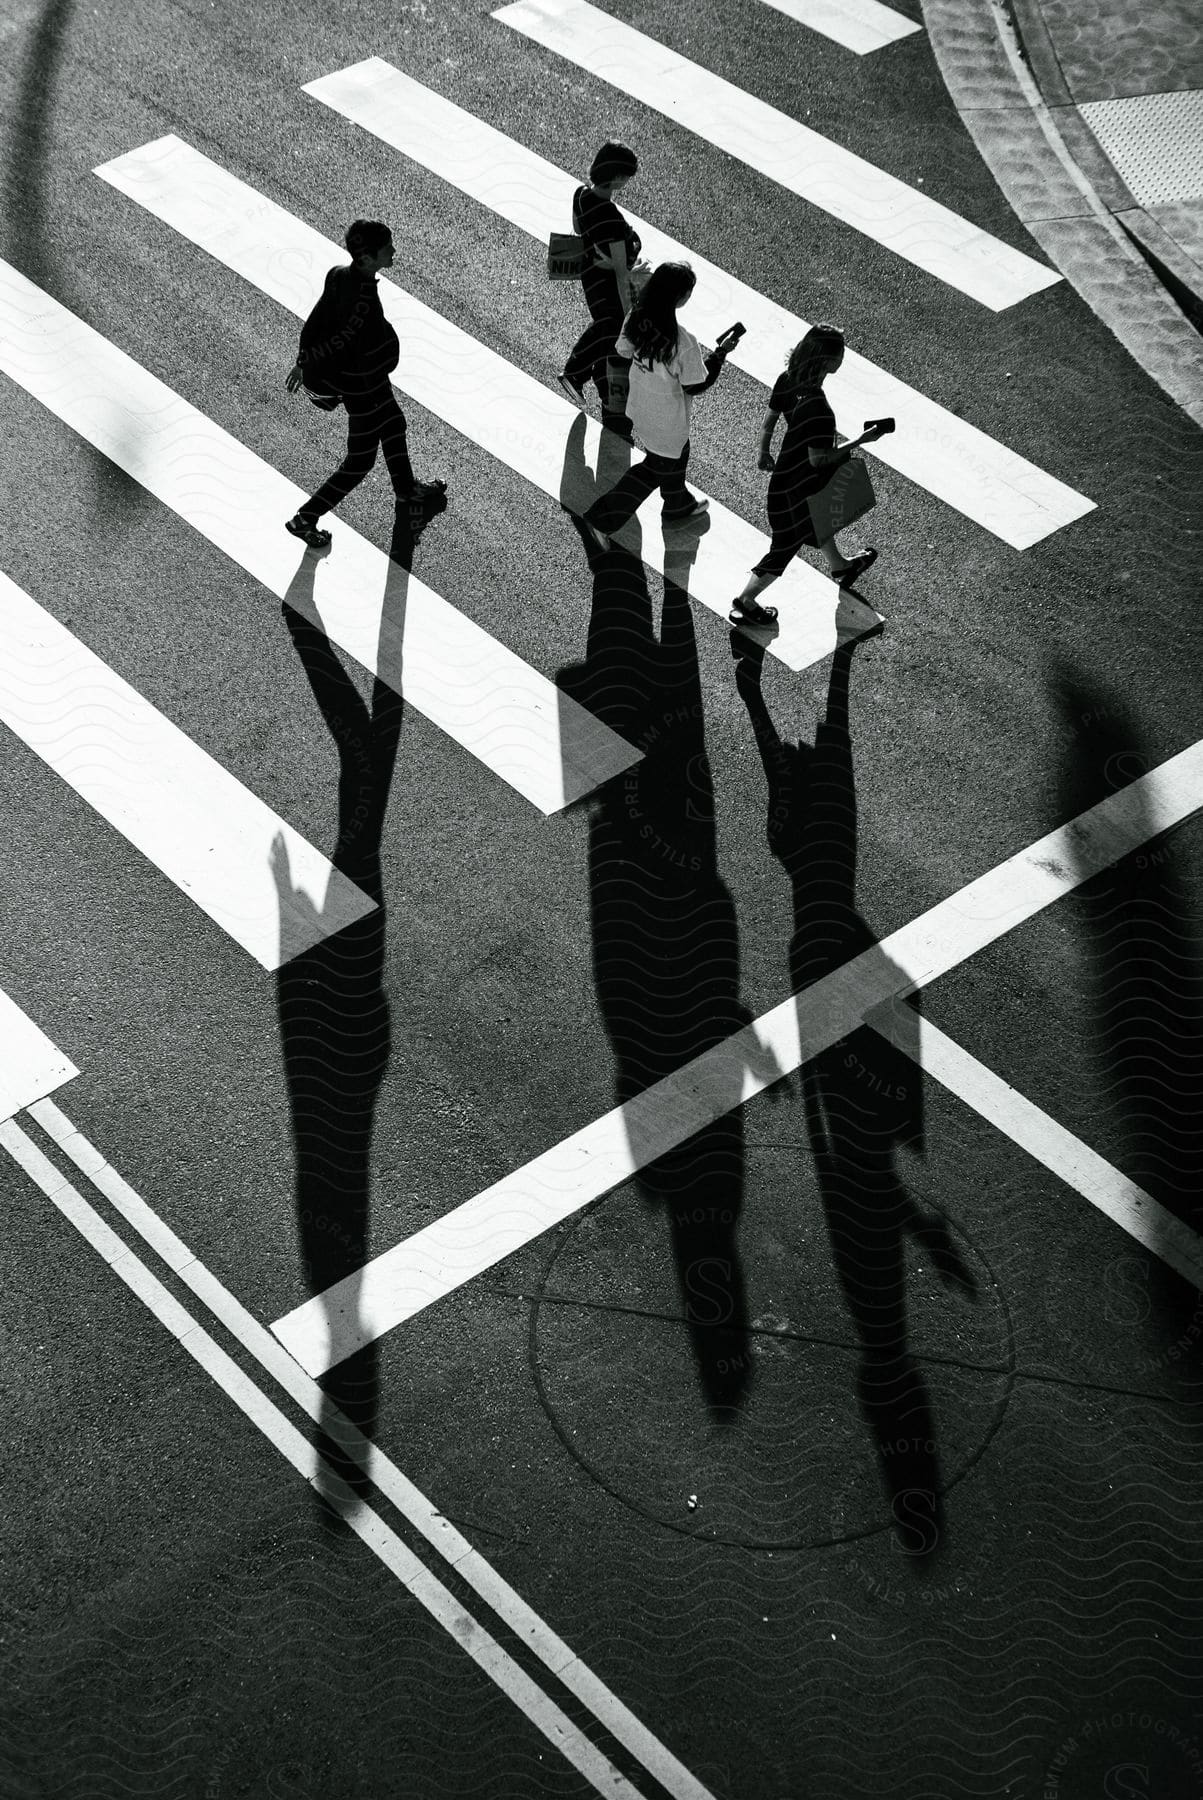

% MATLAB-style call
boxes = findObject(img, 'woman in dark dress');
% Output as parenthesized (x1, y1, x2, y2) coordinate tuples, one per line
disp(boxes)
(558, 140, 641, 436)
(730, 323, 887, 626)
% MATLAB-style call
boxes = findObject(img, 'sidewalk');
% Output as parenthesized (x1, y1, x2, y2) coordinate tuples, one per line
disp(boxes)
(923, 0, 1203, 427)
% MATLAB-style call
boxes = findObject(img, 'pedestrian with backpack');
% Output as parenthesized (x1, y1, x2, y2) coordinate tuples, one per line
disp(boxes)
(580, 262, 736, 546)
(557, 141, 642, 437)
(729, 324, 890, 626)
(284, 219, 445, 549)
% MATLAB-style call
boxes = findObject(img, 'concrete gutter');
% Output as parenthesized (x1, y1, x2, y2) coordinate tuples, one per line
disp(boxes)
(921, 0, 1203, 428)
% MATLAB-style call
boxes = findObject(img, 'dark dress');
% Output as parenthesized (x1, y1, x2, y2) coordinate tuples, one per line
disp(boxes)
(563, 186, 642, 399)
(753, 375, 838, 576)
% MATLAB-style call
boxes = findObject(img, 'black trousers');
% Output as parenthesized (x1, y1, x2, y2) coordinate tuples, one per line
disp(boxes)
(584, 443, 694, 533)
(300, 383, 415, 521)
(564, 267, 626, 401)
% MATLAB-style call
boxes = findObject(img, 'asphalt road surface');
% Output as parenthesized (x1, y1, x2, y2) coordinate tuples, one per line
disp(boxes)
(1, 2, 1201, 1798)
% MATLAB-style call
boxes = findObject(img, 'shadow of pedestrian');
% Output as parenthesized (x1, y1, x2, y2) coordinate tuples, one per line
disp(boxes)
(270, 508, 411, 1506)
(4, 0, 142, 517)
(1052, 662, 1203, 1365)
(734, 634, 978, 1562)
(556, 440, 779, 1420)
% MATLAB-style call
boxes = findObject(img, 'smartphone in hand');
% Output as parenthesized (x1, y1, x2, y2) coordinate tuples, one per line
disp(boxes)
(864, 416, 895, 435)
(716, 322, 746, 351)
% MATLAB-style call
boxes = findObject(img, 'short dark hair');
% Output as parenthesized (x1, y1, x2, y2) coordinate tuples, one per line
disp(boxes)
(589, 140, 638, 185)
(345, 219, 392, 261)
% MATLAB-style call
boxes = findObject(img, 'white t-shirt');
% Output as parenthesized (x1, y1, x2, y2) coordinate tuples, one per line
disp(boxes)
(615, 322, 707, 457)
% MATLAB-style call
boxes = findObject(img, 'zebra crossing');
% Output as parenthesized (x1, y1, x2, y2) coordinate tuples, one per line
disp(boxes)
(303, 59, 1094, 548)
(1, 0, 1094, 1032)
(94, 133, 868, 674)
(493, 0, 1062, 308)
(0, 16, 1096, 971)
(1, 7, 1197, 1797)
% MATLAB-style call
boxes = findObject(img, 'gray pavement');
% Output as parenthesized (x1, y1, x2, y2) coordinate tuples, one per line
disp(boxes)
(1, 2, 1202, 1798)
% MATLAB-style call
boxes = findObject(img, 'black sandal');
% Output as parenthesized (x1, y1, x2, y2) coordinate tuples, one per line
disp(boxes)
(286, 515, 332, 550)
(836, 547, 878, 587)
(729, 594, 779, 626)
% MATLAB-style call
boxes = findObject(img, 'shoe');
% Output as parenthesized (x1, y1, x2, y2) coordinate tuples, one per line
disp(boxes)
(835, 547, 879, 587)
(285, 514, 332, 550)
(729, 593, 778, 627)
(557, 371, 588, 407)
(662, 499, 709, 526)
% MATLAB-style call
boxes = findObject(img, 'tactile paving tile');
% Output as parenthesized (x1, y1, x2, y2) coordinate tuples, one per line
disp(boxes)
(1078, 89, 1203, 205)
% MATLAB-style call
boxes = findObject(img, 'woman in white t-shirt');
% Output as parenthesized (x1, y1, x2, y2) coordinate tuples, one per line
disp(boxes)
(581, 263, 731, 543)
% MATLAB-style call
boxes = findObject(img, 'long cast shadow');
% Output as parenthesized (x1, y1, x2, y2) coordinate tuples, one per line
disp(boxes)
(556, 422, 779, 1418)
(734, 635, 978, 1559)
(1053, 663, 1203, 1366)
(270, 508, 411, 1502)
(5, 0, 141, 515)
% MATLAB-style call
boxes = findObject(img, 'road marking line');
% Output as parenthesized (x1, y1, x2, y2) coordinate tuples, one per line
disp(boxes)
(867, 1001, 1203, 1290)
(21, 1096, 719, 1800)
(96, 135, 867, 673)
(0, 1116, 651, 1800)
(0, 986, 77, 1125)
(0, 258, 637, 815)
(755, 0, 921, 55)
(0, 570, 377, 970)
(304, 59, 1093, 549)
(271, 736, 1203, 1370)
(493, 0, 1060, 310)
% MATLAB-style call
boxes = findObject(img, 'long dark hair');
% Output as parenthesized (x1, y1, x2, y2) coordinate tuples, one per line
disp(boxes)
(783, 323, 844, 393)
(624, 262, 697, 368)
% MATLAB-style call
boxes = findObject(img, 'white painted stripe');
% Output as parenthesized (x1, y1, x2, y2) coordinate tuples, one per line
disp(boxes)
(25, 1098, 718, 1800)
(96, 135, 867, 673)
(493, 0, 1059, 310)
(756, 0, 921, 56)
(0, 987, 77, 1124)
(0, 1117, 646, 1800)
(304, 60, 1093, 549)
(273, 737, 1203, 1369)
(0, 259, 636, 815)
(866, 1001, 1203, 1291)
(0, 571, 376, 970)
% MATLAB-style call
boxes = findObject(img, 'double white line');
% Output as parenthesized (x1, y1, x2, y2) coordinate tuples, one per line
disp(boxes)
(0, 1082, 717, 1800)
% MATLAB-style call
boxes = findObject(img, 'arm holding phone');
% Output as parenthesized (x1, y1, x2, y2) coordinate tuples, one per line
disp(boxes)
(682, 321, 745, 395)
(809, 416, 894, 470)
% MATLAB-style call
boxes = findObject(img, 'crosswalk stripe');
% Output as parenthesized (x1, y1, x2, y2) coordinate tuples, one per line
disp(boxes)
(271, 734, 1203, 1371)
(867, 1002, 1203, 1292)
(755, 0, 921, 55)
(96, 135, 870, 674)
(0, 259, 638, 815)
(304, 59, 1094, 550)
(493, 0, 1060, 311)
(0, 985, 78, 1125)
(0, 571, 378, 970)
